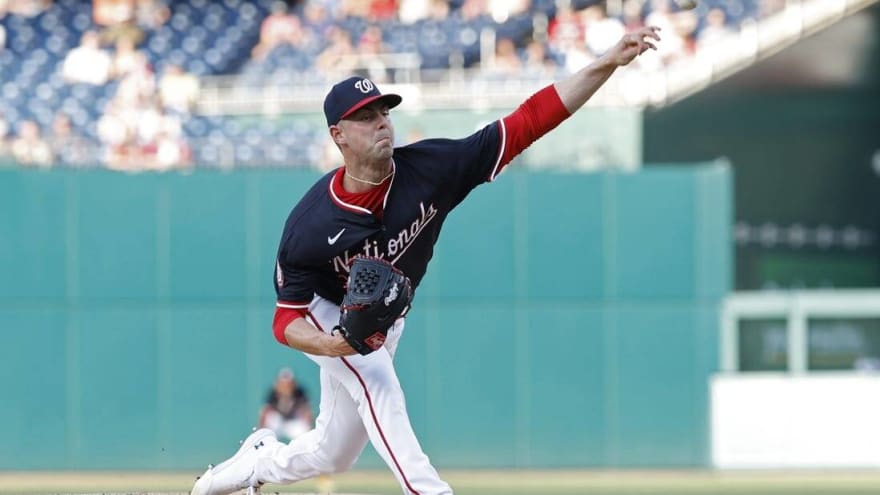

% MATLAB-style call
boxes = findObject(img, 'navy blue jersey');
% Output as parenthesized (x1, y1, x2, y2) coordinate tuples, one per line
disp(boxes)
(274, 121, 504, 306)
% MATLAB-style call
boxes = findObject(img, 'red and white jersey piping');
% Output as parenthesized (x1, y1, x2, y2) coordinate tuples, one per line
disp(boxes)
(328, 160, 396, 215)
(488, 118, 507, 182)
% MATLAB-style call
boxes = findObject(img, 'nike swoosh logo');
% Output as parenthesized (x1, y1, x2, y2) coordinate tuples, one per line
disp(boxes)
(327, 228, 346, 245)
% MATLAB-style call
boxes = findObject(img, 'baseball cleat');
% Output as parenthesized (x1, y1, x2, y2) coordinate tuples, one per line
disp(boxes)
(190, 428, 277, 495)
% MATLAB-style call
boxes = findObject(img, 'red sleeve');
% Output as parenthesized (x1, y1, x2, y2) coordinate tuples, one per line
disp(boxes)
(273, 301, 309, 346)
(491, 84, 571, 180)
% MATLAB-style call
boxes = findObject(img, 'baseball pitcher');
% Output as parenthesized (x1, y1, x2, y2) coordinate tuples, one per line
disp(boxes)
(192, 26, 661, 495)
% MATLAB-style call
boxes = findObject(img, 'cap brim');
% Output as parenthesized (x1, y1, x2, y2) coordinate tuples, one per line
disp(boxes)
(338, 94, 403, 122)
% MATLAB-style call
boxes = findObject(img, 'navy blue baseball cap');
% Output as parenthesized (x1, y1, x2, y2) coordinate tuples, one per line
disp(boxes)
(323, 76, 402, 127)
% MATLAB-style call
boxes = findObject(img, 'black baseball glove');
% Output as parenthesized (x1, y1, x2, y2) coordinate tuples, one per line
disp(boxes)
(335, 256, 413, 355)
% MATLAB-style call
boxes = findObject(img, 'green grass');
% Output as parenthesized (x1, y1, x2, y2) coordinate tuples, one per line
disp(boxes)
(1, 469, 879, 495)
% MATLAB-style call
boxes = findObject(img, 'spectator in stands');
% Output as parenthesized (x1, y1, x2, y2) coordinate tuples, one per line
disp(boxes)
(487, 37, 523, 77)
(135, 101, 168, 151)
(562, 41, 595, 75)
(152, 126, 190, 170)
(258, 367, 314, 443)
(134, 0, 170, 30)
(584, 4, 625, 57)
(334, 0, 398, 20)
(315, 26, 357, 78)
(94, 0, 145, 46)
(99, 90, 174, 172)
(110, 37, 143, 79)
(11, 120, 53, 167)
(115, 53, 156, 108)
(697, 8, 734, 51)
(301, 2, 334, 52)
(62, 31, 112, 85)
(6, 0, 51, 18)
(94, 0, 133, 25)
(97, 101, 139, 171)
(522, 39, 558, 79)
(428, 0, 451, 21)
(340, 0, 368, 18)
(251, 1, 306, 60)
(458, 0, 488, 21)
(0, 23, 6, 52)
(398, 0, 431, 24)
(643, 0, 695, 66)
(488, 0, 529, 23)
(158, 64, 200, 115)
(676, 9, 698, 56)
(622, 0, 645, 31)
(547, 4, 585, 55)
(49, 113, 93, 167)
(138, 111, 189, 171)
(366, 0, 398, 21)
(356, 25, 391, 83)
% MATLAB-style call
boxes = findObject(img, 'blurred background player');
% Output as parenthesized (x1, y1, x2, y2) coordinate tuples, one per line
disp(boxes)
(256, 367, 334, 493)
(257, 367, 313, 443)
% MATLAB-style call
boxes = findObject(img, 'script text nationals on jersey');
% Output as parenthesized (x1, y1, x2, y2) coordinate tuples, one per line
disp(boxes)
(332, 202, 439, 272)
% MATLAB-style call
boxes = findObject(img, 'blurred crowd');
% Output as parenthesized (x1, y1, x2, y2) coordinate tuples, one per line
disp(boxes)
(0, 0, 780, 171)
(1, 0, 194, 170)
(67, 29, 197, 171)
(239, 0, 749, 84)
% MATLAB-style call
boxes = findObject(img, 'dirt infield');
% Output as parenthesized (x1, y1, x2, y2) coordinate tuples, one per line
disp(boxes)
(2, 469, 880, 495)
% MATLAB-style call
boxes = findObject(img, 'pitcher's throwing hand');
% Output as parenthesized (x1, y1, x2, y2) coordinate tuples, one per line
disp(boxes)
(608, 26, 662, 66)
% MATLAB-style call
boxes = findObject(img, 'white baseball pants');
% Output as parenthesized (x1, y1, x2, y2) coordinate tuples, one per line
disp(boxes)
(254, 296, 453, 495)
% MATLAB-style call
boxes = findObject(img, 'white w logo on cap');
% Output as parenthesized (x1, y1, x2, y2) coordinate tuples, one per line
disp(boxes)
(354, 79, 374, 93)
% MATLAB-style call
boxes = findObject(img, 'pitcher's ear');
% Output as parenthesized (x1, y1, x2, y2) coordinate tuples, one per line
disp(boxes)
(329, 125, 344, 144)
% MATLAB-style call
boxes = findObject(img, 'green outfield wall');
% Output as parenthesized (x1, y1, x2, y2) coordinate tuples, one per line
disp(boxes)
(0, 163, 730, 469)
